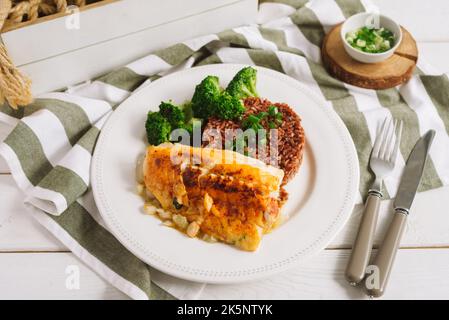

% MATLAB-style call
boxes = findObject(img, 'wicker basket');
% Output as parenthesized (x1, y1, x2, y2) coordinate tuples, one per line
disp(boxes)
(2, 1, 107, 32)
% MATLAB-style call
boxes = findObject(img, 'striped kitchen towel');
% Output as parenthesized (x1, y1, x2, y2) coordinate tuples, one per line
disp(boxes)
(1, 0, 449, 299)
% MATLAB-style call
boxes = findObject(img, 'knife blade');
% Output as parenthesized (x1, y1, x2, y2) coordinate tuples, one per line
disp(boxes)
(393, 130, 436, 212)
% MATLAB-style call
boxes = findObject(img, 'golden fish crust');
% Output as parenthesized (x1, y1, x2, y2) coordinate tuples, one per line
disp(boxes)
(143, 143, 284, 251)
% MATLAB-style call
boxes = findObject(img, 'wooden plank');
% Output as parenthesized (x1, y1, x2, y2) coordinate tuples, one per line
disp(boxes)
(1, 249, 449, 299)
(0, 251, 204, 299)
(2, 0, 239, 66)
(0, 157, 6, 173)
(330, 185, 449, 248)
(0, 175, 66, 251)
(373, 0, 449, 42)
(199, 248, 449, 299)
(11, 0, 258, 95)
(418, 42, 449, 73)
(0, 252, 128, 299)
(0, 123, 13, 173)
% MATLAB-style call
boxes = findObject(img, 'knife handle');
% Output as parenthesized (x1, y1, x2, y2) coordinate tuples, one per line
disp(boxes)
(365, 210, 407, 297)
(345, 193, 381, 285)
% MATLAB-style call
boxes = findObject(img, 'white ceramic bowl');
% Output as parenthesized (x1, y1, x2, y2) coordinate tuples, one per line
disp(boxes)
(341, 12, 402, 64)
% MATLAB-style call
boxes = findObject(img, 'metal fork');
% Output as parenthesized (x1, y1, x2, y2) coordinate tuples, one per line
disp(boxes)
(346, 117, 403, 286)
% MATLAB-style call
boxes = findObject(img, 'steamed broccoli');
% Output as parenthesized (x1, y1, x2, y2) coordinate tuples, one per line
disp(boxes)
(214, 91, 245, 120)
(145, 112, 172, 145)
(145, 102, 189, 145)
(226, 66, 258, 99)
(191, 75, 247, 120)
(159, 101, 186, 129)
(191, 76, 222, 119)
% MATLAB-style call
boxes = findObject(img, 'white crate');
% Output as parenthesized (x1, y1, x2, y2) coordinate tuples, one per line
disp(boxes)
(1, 0, 258, 94)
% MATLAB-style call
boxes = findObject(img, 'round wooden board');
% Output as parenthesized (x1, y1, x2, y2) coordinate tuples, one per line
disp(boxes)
(322, 24, 418, 89)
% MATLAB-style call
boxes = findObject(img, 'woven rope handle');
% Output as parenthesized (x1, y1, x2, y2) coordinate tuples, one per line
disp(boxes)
(0, 0, 89, 109)
(0, 0, 32, 109)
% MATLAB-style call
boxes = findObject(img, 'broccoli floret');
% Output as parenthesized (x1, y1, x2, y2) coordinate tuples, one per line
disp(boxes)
(191, 76, 222, 119)
(214, 92, 245, 120)
(159, 101, 185, 128)
(145, 112, 172, 145)
(191, 75, 245, 120)
(182, 102, 194, 122)
(226, 66, 258, 99)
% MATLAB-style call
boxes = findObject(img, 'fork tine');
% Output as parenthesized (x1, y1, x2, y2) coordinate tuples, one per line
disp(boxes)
(372, 117, 388, 158)
(389, 120, 403, 163)
(379, 117, 394, 159)
(384, 119, 398, 160)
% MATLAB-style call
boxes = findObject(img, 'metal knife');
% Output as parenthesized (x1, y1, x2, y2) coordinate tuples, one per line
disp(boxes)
(365, 130, 436, 298)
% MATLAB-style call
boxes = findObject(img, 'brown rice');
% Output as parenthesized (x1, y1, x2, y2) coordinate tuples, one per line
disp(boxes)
(202, 97, 305, 184)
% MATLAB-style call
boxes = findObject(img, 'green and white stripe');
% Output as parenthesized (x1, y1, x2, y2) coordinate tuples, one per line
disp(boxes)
(400, 76, 449, 184)
(1, 0, 448, 299)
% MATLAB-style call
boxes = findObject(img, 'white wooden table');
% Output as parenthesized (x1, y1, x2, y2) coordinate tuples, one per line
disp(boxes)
(1, 0, 449, 299)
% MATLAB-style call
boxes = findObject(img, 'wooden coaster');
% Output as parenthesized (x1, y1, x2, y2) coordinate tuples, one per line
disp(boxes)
(322, 23, 418, 90)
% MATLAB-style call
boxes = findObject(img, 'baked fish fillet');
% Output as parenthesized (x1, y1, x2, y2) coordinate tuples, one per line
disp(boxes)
(142, 143, 285, 251)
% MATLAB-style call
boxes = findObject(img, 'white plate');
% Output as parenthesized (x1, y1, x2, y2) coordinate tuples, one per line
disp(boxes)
(92, 64, 359, 284)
